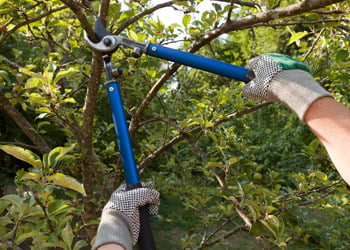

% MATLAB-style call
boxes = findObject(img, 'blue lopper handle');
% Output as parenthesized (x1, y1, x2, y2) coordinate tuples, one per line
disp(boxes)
(146, 43, 253, 82)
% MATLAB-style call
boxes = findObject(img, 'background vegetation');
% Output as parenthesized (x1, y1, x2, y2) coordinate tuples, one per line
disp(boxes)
(0, 0, 349, 248)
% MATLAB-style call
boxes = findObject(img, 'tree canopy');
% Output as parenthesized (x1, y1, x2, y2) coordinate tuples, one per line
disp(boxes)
(0, 0, 349, 248)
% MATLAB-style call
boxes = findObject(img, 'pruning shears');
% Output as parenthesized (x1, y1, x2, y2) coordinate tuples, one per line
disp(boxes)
(85, 18, 254, 250)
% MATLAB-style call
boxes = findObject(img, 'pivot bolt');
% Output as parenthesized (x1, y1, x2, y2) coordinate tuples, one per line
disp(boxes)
(112, 68, 123, 77)
(103, 38, 112, 46)
(132, 48, 142, 58)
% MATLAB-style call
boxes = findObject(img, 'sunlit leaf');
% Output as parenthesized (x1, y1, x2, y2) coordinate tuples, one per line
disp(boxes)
(16, 230, 41, 244)
(0, 145, 42, 169)
(48, 173, 86, 196)
(62, 223, 73, 247)
(54, 67, 79, 84)
(287, 31, 308, 46)
(182, 14, 191, 28)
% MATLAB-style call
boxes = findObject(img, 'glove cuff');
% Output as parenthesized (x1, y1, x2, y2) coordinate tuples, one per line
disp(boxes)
(92, 209, 133, 250)
(269, 69, 333, 121)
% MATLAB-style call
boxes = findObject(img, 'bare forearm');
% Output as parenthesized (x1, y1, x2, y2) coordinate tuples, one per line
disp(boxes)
(305, 97, 350, 185)
(98, 244, 125, 250)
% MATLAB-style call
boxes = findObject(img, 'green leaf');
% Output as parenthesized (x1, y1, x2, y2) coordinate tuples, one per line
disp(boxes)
(0, 216, 12, 226)
(73, 240, 89, 250)
(48, 173, 86, 196)
(16, 230, 42, 244)
(208, 161, 224, 168)
(62, 223, 73, 248)
(47, 200, 66, 214)
(19, 172, 40, 182)
(182, 14, 192, 28)
(25, 77, 42, 89)
(287, 31, 308, 46)
(129, 30, 138, 41)
(54, 68, 79, 84)
(0, 200, 10, 214)
(1, 194, 23, 208)
(47, 144, 75, 168)
(0, 8, 12, 15)
(0, 145, 42, 169)
(62, 97, 76, 103)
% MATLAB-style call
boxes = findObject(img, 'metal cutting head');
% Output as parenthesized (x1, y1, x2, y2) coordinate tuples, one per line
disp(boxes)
(84, 18, 148, 56)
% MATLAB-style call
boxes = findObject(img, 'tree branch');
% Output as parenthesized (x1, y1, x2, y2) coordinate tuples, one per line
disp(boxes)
(130, 0, 344, 140)
(194, 225, 247, 249)
(191, 0, 346, 52)
(59, 0, 96, 42)
(114, 0, 187, 35)
(0, 93, 51, 155)
(0, 5, 67, 46)
(214, 0, 260, 8)
(138, 102, 270, 170)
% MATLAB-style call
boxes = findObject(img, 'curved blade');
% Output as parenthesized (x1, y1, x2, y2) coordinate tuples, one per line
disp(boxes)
(94, 17, 111, 42)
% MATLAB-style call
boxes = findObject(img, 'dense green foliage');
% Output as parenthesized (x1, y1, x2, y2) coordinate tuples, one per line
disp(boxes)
(0, 0, 349, 248)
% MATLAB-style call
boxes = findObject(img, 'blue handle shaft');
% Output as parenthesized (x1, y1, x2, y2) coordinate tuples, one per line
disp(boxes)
(106, 82, 140, 185)
(146, 43, 249, 82)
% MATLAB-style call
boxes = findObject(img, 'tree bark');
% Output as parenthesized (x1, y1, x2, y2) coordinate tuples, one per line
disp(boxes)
(0, 93, 51, 154)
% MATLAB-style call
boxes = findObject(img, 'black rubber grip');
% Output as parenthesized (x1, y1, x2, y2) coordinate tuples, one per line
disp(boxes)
(126, 183, 156, 250)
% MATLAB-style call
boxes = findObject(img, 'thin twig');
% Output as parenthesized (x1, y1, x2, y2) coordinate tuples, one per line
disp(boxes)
(0, 5, 67, 46)
(274, 179, 342, 203)
(114, 0, 187, 35)
(138, 102, 270, 170)
(303, 28, 326, 62)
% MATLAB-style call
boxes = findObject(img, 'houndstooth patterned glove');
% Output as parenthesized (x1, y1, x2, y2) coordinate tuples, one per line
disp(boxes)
(243, 53, 332, 121)
(104, 182, 160, 245)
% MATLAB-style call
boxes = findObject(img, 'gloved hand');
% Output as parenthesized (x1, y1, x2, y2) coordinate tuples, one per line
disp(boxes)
(93, 182, 160, 250)
(243, 53, 332, 121)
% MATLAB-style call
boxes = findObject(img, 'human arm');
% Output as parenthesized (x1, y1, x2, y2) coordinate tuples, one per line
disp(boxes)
(243, 53, 350, 185)
(304, 96, 350, 184)
(93, 183, 160, 250)
(98, 243, 124, 250)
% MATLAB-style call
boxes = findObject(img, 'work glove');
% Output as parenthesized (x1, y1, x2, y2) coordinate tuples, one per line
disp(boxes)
(243, 53, 332, 121)
(93, 182, 160, 250)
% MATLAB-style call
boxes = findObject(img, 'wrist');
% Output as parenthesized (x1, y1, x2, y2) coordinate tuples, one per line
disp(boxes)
(92, 209, 133, 250)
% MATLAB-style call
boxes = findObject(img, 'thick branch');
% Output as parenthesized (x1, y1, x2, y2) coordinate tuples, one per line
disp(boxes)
(59, 0, 96, 42)
(191, 0, 346, 52)
(98, 0, 110, 24)
(0, 93, 51, 154)
(79, 50, 103, 240)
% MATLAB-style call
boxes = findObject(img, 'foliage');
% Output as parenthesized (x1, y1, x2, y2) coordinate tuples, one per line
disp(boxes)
(0, 0, 349, 248)
(0, 145, 87, 249)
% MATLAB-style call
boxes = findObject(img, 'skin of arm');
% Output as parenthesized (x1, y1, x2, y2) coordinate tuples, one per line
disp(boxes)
(304, 96, 350, 185)
(97, 244, 125, 250)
